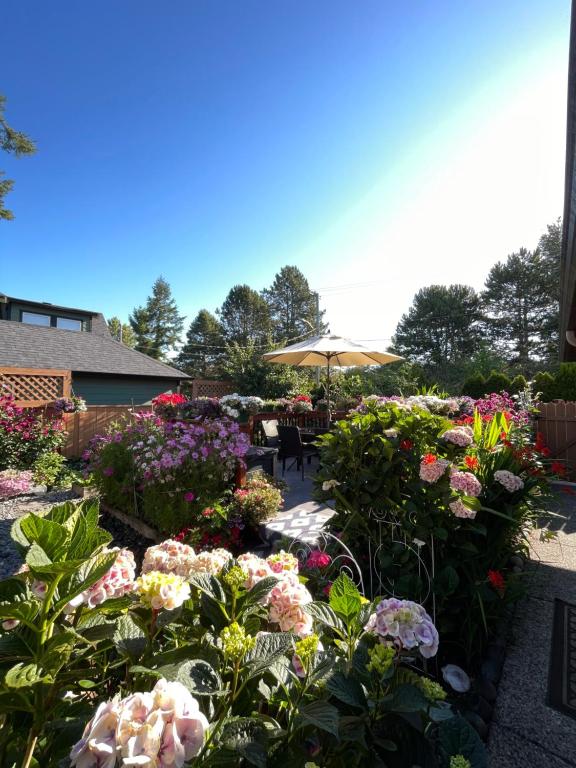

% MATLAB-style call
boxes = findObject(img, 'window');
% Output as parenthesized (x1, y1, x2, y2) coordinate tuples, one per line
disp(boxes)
(56, 317, 82, 331)
(21, 311, 51, 327)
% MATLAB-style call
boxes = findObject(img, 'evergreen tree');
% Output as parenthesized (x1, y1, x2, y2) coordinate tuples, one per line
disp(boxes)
(391, 285, 484, 386)
(482, 248, 555, 372)
(217, 285, 271, 346)
(537, 218, 562, 363)
(177, 310, 225, 378)
(0, 94, 36, 221)
(107, 316, 136, 348)
(128, 306, 154, 356)
(262, 266, 325, 342)
(133, 277, 185, 360)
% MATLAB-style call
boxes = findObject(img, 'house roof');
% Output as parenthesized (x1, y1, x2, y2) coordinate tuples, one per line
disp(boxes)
(0, 317, 188, 379)
(561, 1, 576, 361)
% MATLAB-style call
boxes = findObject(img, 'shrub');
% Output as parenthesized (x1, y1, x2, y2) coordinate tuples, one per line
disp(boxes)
(0, 500, 486, 768)
(32, 451, 66, 487)
(461, 374, 486, 399)
(231, 472, 283, 527)
(533, 371, 556, 402)
(483, 370, 511, 394)
(509, 374, 527, 394)
(0, 395, 66, 471)
(549, 363, 576, 401)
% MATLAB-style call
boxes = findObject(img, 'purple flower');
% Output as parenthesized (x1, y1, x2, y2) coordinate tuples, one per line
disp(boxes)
(184, 492, 195, 502)
(103, 467, 114, 477)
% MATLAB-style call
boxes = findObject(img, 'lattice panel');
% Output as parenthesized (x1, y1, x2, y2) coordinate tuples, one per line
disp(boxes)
(189, 379, 235, 398)
(0, 368, 71, 405)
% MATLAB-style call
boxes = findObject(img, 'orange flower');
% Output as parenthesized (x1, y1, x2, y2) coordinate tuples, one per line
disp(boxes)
(464, 456, 479, 471)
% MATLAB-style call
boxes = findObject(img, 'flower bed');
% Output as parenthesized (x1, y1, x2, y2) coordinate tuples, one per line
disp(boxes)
(315, 395, 551, 664)
(0, 499, 486, 767)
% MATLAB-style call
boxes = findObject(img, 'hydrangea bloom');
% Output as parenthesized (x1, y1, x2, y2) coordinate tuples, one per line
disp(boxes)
(442, 426, 474, 447)
(494, 469, 524, 493)
(364, 598, 439, 658)
(449, 499, 477, 520)
(70, 678, 208, 768)
(419, 455, 450, 483)
(188, 548, 233, 576)
(266, 572, 313, 637)
(237, 552, 275, 589)
(449, 470, 482, 497)
(67, 548, 136, 611)
(135, 571, 191, 611)
(266, 550, 299, 574)
(142, 540, 197, 578)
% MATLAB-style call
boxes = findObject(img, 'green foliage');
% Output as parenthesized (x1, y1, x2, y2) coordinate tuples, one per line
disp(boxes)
(483, 370, 511, 394)
(221, 339, 312, 398)
(129, 276, 185, 360)
(0, 94, 36, 221)
(218, 284, 272, 346)
(231, 472, 283, 528)
(177, 309, 225, 377)
(509, 374, 527, 394)
(0, 502, 486, 768)
(32, 451, 66, 487)
(0, 396, 66, 472)
(107, 316, 136, 347)
(461, 374, 486, 399)
(262, 265, 326, 342)
(533, 370, 556, 402)
(547, 363, 576, 401)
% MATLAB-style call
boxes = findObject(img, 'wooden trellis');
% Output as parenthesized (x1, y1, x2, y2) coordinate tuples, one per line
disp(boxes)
(187, 379, 235, 398)
(0, 367, 72, 406)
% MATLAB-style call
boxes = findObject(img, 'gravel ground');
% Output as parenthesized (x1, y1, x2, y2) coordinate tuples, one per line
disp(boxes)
(0, 489, 79, 579)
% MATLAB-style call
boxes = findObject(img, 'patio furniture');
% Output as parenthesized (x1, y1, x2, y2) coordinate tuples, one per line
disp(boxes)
(261, 419, 280, 448)
(277, 425, 319, 480)
(245, 445, 278, 478)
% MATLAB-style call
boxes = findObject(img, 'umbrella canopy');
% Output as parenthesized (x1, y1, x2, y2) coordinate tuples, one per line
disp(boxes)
(262, 335, 403, 367)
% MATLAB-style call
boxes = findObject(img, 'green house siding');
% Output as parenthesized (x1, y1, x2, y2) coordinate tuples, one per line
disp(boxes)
(72, 375, 177, 405)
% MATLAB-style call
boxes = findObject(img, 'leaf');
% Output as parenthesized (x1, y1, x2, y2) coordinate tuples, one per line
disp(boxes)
(41, 631, 77, 674)
(159, 659, 224, 696)
(329, 573, 362, 625)
(220, 717, 269, 766)
(242, 576, 278, 607)
(53, 550, 118, 613)
(0, 599, 39, 625)
(438, 716, 487, 768)
(383, 684, 428, 713)
(244, 632, 293, 680)
(304, 601, 346, 634)
(112, 614, 146, 658)
(188, 573, 226, 603)
(434, 565, 459, 597)
(19, 514, 69, 560)
(5, 662, 52, 689)
(298, 700, 340, 738)
(326, 671, 368, 709)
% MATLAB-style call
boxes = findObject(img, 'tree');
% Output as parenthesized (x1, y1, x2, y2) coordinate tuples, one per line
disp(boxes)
(177, 310, 225, 378)
(221, 340, 311, 397)
(391, 285, 484, 387)
(537, 218, 562, 363)
(482, 248, 556, 372)
(1, 94, 36, 220)
(129, 277, 185, 360)
(262, 266, 325, 342)
(107, 317, 136, 348)
(217, 285, 272, 346)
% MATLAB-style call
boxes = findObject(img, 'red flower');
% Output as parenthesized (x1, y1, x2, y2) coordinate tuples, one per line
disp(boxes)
(422, 453, 437, 464)
(535, 432, 547, 450)
(464, 455, 479, 470)
(551, 461, 567, 476)
(488, 570, 505, 595)
(400, 439, 414, 451)
(201, 507, 214, 517)
(540, 447, 551, 457)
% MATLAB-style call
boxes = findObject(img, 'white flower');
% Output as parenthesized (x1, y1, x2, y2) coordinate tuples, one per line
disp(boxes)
(384, 428, 398, 438)
(441, 664, 471, 693)
(322, 479, 341, 491)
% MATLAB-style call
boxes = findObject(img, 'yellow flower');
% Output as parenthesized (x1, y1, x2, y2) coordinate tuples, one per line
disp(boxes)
(135, 571, 190, 611)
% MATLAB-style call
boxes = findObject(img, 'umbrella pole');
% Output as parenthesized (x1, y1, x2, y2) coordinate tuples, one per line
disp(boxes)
(326, 356, 331, 424)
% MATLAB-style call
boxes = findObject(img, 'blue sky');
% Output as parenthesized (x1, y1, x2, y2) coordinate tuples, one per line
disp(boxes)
(1, 0, 571, 343)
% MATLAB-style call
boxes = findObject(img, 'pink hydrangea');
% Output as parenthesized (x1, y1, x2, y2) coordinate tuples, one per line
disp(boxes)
(449, 498, 477, 519)
(237, 553, 275, 590)
(364, 597, 438, 658)
(266, 550, 299, 574)
(419, 455, 450, 483)
(267, 572, 313, 637)
(68, 548, 136, 610)
(142, 540, 197, 579)
(306, 550, 332, 569)
(442, 426, 474, 447)
(449, 470, 482, 497)
(494, 470, 524, 493)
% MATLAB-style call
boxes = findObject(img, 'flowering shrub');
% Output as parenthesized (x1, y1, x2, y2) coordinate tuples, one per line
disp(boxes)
(86, 414, 249, 533)
(316, 397, 551, 661)
(181, 396, 223, 420)
(277, 394, 314, 413)
(0, 500, 486, 768)
(230, 472, 283, 527)
(0, 394, 65, 471)
(0, 469, 33, 498)
(151, 392, 187, 418)
(219, 393, 264, 419)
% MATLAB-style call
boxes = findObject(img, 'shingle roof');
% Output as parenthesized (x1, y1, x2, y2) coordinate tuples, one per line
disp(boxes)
(0, 317, 188, 379)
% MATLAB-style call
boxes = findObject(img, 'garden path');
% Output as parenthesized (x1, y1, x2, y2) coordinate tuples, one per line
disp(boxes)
(488, 487, 576, 767)
(261, 459, 335, 545)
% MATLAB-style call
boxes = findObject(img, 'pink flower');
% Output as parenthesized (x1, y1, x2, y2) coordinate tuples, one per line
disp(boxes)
(419, 456, 450, 483)
(184, 491, 196, 502)
(442, 426, 474, 447)
(364, 597, 438, 659)
(266, 572, 313, 637)
(449, 470, 482, 497)
(306, 550, 332, 569)
(449, 498, 477, 519)
(68, 548, 136, 611)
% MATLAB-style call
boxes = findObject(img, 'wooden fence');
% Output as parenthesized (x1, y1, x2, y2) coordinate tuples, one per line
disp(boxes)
(62, 405, 153, 458)
(536, 401, 576, 473)
(251, 410, 346, 445)
(185, 379, 235, 398)
(0, 366, 71, 406)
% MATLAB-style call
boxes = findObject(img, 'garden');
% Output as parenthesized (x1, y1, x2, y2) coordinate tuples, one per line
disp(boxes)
(0, 385, 563, 767)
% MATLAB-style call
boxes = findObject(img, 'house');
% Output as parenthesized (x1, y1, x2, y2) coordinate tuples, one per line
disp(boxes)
(561, 1, 576, 360)
(0, 294, 188, 405)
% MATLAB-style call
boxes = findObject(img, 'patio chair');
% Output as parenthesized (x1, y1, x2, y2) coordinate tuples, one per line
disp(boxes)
(261, 419, 280, 448)
(277, 425, 319, 480)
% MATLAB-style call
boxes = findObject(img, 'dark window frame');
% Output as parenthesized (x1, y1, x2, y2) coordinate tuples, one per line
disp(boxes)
(19, 309, 87, 331)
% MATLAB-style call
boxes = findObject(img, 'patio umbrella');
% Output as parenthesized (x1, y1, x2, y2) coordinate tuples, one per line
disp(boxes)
(262, 334, 403, 417)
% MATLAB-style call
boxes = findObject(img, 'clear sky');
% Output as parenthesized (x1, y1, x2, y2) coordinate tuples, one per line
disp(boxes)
(0, 0, 571, 347)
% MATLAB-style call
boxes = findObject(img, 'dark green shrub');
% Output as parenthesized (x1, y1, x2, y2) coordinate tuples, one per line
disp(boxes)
(533, 371, 556, 402)
(550, 363, 576, 401)
(509, 374, 527, 394)
(461, 373, 486, 399)
(484, 370, 511, 394)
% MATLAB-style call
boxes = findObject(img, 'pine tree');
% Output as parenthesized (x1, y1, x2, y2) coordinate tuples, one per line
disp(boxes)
(177, 310, 225, 378)
(537, 218, 562, 363)
(262, 266, 325, 342)
(130, 277, 185, 360)
(0, 94, 36, 221)
(217, 285, 271, 346)
(107, 317, 136, 348)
